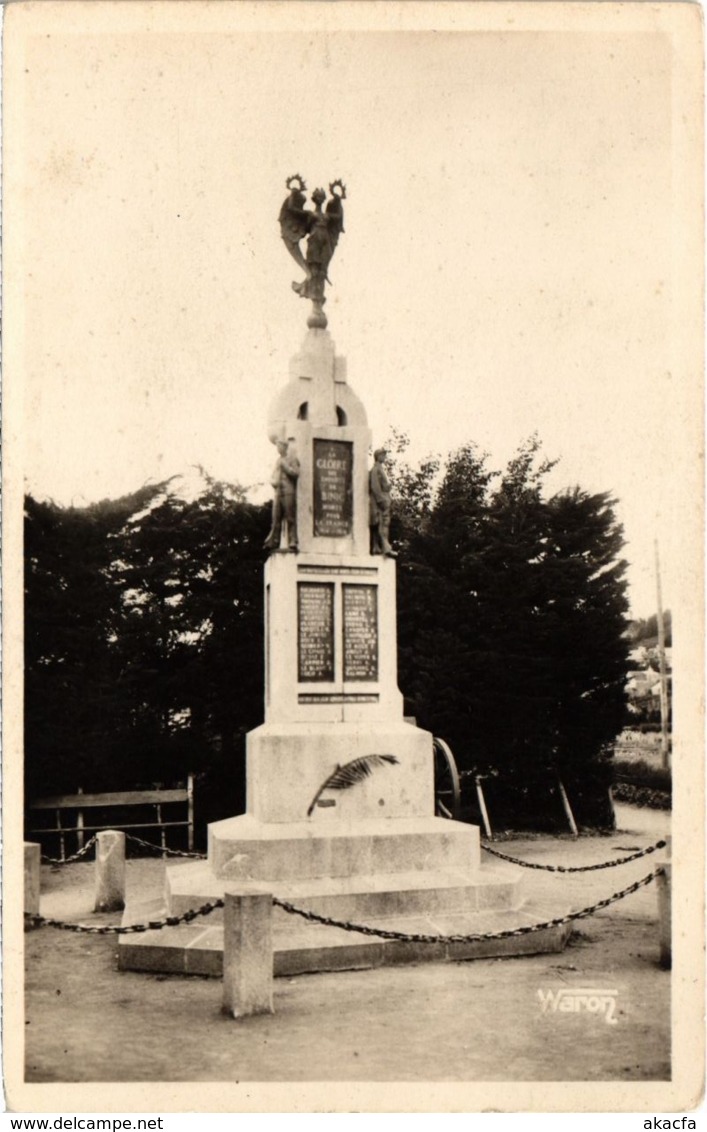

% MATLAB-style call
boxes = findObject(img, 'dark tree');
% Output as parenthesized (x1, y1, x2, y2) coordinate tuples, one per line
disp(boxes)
(25, 437, 630, 835)
(25, 477, 271, 827)
(111, 473, 269, 818)
(24, 485, 167, 799)
(392, 435, 630, 830)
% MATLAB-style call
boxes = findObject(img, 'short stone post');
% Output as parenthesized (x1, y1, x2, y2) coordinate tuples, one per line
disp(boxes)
(656, 835, 671, 969)
(94, 830, 126, 913)
(222, 888, 274, 1019)
(24, 842, 41, 928)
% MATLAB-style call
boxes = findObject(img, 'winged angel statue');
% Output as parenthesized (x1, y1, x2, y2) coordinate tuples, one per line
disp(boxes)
(279, 175, 346, 328)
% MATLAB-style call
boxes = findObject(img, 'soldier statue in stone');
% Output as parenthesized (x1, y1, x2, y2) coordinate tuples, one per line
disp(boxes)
(279, 175, 345, 329)
(264, 437, 300, 553)
(369, 448, 397, 558)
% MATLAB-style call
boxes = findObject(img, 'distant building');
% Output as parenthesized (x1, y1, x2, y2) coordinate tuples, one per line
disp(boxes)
(626, 670, 656, 698)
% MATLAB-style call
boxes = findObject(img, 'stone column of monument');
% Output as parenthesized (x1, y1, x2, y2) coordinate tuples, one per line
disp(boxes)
(247, 328, 433, 822)
(243, 177, 436, 827)
(119, 178, 570, 975)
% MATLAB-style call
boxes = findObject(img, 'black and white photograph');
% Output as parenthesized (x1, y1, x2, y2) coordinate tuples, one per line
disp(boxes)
(4, 0, 704, 1117)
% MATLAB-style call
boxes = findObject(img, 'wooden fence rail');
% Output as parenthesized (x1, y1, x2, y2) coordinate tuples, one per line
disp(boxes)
(27, 776, 194, 860)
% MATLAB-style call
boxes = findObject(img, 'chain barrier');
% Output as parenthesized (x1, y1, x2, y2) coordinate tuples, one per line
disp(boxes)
(25, 897, 225, 935)
(124, 833, 206, 859)
(38, 832, 204, 863)
(25, 867, 664, 942)
(272, 869, 663, 942)
(40, 835, 667, 873)
(37, 833, 665, 873)
(481, 838, 667, 873)
(40, 835, 99, 866)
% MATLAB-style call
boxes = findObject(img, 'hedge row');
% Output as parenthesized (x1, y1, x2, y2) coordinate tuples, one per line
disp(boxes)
(613, 757, 671, 794)
(612, 782, 671, 810)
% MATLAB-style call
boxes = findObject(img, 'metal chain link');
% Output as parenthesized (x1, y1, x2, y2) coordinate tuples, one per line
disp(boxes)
(26, 868, 663, 941)
(39, 836, 668, 872)
(481, 839, 667, 873)
(271, 869, 663, 942)
(25, 897, 225, 935)
(38, 832, 205, 865)
(124, 833, 206, 859)
(40, 835, 99, 866)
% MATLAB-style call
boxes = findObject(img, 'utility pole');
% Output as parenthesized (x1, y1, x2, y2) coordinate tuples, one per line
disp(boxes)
(654, 539, 670, 769)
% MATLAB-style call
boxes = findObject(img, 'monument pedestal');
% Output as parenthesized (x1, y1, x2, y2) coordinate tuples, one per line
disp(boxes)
(119, 782, 571, 974)
(264, 551, 402, 725)
(248, 723, 433, 824)
(119, 322, 570, 975)
(118, 824, 571, 974)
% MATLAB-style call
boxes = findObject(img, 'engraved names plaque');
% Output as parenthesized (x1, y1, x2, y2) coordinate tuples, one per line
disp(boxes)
(313, 439, 353, 538)
(343, 584, 378, 681)
(298, 582, 335, 682)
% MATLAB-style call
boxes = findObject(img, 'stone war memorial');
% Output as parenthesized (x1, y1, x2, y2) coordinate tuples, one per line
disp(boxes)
(119, 176, 569, 977)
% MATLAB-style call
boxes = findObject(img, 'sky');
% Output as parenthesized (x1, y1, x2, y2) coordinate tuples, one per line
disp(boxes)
(8, 2, 703, 617)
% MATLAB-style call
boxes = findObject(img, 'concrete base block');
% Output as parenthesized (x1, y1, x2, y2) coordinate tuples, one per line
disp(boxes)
(165, 858, 522, 921)
(119, 808, 569, 979)
(24, 842, 41, 926)
(119, 826, 572, 978)
(118, 895, 572, 977)
(247, 721, 434, 823)
(656, 862, 671, 969)
(208, 813, 481, 881)
(222, 889, 274, 1018)
(94, 830, 126, 913)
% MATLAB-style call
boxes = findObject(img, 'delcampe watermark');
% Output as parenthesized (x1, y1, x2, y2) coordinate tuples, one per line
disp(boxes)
(537, 987, 620, 1025)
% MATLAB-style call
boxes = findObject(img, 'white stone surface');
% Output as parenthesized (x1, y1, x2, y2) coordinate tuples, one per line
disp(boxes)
(94, 829, 126, 913)
(155, 323, 497, 976)
(264, 552, 402, 724)
(265, 328, 371, 558)
(166, 856, 521, 921)
(656, 859, 671, 968)
(222, 888, 274, 1018)
(207, 814, 480, 881)
(247, 721, 432, 823)
(268, 328, 366, 439)
(24, 841, 40, 918)
(119, 318, 573, 978)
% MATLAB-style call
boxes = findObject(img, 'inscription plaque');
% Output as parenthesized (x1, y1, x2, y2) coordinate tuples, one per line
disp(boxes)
(298, 583, 335, 682)
(343, 584, 378, 681)
(299, 693, 379, 704)
(313, 439, 353, 538)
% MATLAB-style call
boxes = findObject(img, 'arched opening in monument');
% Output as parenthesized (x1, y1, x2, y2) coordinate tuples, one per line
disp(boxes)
(297, 402, 309, 420)
(336, 405, 348, 426)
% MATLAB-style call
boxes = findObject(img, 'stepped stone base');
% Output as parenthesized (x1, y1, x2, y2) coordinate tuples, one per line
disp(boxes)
(118, 815, 571, 976)
(207, 814, 481, 880)
(166, 859, 523, 920)
(118, 893, 572, 977)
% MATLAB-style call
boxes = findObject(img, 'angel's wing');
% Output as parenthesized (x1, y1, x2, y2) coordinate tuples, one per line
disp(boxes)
(325, 194, 345, 254)
(279, 191, 314, 274)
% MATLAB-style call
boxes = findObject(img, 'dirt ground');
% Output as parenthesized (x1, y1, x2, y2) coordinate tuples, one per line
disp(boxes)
(24, 804, 671, 1083)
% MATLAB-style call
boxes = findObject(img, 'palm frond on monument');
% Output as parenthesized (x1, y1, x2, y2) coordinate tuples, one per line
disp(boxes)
(306, 754, 399, 817)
